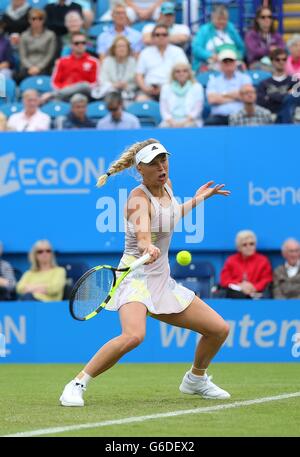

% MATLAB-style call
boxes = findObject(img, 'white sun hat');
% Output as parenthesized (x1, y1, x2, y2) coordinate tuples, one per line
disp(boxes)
(135, 143, 170, 165)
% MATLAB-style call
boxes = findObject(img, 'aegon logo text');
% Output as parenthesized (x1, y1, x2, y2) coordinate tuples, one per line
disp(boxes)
(249, 181, 300, 206)
(0, 153, 104, 197)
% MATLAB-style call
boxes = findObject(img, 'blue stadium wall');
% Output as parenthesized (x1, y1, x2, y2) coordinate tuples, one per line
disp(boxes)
(1, 125, 300, 363)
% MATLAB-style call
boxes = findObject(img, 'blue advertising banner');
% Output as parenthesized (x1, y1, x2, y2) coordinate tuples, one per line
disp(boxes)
(0, 126, 300, 253)
(0, 299, 299, 363)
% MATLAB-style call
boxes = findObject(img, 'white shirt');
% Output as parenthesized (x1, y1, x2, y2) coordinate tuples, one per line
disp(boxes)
(7, 110, 51, 132)
(285, 261, 300, 278)
(142, 23, 191, 38)
(136, 44, 188, 86)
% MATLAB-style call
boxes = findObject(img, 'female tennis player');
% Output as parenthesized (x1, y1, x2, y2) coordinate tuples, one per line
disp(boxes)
(60, 138, 231, 406)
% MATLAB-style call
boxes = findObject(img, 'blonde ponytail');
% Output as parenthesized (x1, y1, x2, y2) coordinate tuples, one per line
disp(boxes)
(96, 138, 159, 188)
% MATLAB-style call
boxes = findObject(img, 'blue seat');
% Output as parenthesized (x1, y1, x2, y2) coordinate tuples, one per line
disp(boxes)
(126, 101, 161, 127)
(247, 70, 272, 86)
(172, 261, 215, 298)
(40, 100, 70, 118)
(196, 71, 220, 88)
(61, 262, 90, 299)
(0, 0, 9, 14)
(28, 0, 48, 7)
(87, 101, 108, 119)
(96, 0, 110, 20)
(0, 78, 17, 104)
(88, 22, 112, 39)
(0, 102, 23, 117)
(131, 21, 151, 32)
(19, 75, 52, 94)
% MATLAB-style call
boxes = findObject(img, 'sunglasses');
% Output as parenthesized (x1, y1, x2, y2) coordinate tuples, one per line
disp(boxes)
(36, 249, 52, 254)
(31, 16, 44, 21)
(242, 242, 255, 247)
(259, 15, 272, 19)
(73, 41, 86, 45)
(175, 69, 189, 73)
(274, 57, 287, 62)
(222, 58, 235, 63)
(108, 106, 120, 112)
(154, 33, 168, 37)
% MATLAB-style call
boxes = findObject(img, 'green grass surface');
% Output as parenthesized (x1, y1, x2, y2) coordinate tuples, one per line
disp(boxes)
(1, 363, 300, 437)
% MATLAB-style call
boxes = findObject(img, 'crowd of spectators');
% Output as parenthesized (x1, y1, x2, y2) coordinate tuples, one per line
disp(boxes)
(1, 233, 300, 302)
(0, 1, 300, 131)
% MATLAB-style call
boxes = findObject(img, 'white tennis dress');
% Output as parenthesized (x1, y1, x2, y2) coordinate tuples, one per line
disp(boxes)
(106, 183, 195, 314)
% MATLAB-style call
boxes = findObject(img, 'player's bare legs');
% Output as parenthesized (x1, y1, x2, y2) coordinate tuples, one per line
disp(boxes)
(60, 302, 147, 406)
(155, 295, 231, 399)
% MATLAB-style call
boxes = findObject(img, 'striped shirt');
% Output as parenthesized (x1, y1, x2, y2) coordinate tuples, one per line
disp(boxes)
(0, 259, 16, 292)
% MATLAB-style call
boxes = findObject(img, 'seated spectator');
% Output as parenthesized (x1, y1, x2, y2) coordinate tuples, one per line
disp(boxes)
(61, 10, 84, 56)
(286, 34, 300, 77)
(192, 4, 245, 73)
(0, 112, 8, 131)
(136, 24, 188, 101)
(245, 6, 285, 71)
(2, 0, 31, 36)
(159, 62, 204, 128)
(101, 0, 163, 23)
(17, 239, 66, 302)
(0, 18, 15, 78)
(273, 238, 300, 299)
(7, 89, 51, 131)
(142, 2, 191, 48)
(257, 48, 300, 124)
(229, 84, 273, 126)
(219, 230, 273, 299)
(100, 36, 138, 103)
(97, 91, 140, 130)
(97, 3, 142, 62)
(45, 0, 82, 37)
(18, 9, 56, 81)
(0, 241, 16, 301)
(40, 32, 99, 103)
(62, 93, 95, 129)
(205, 48, 251, 126)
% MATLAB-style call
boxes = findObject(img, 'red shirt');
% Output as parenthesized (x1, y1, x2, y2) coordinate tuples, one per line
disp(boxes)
(52, 52, 99, 89)
(220, 252, 273, 292)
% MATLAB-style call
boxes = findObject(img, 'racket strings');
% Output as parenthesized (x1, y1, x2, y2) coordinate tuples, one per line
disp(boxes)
(72, 268, 115, 319)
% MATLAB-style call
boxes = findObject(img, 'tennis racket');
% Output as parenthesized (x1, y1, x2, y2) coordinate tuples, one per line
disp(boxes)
(69, 253, 151, 321)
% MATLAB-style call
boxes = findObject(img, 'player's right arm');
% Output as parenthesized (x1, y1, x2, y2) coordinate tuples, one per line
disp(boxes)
(126, 188, 160, 263)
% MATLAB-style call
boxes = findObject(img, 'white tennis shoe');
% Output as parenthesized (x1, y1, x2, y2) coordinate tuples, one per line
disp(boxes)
(60, 380, 86, 407)
(179, 372, 231, 400)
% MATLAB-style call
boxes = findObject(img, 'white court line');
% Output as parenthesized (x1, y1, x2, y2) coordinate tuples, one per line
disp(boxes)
(3, 392, 300, 438)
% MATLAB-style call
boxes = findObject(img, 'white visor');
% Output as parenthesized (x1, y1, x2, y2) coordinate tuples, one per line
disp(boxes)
(135, 143, 170, 165)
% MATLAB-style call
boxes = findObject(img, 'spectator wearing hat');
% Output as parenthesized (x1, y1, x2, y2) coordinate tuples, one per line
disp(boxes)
(229, 84, 273, 126)
(0, 241, 16, 301)
(142, 2, 191, 48)
(97, 91, 140, 130)
(273, 238, 300, 299)
(97, 3, 143, 62)
(205, 48, 251, 126)
(192, 4, 245, 72)
(136, 23, 188, 101)
(286, 34, 300, 77)
(257, 48, 300, 124)
(62, 93, 95, 129)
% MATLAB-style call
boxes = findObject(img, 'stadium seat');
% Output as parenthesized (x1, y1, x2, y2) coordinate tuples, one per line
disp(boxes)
(196, 71, 220, 88)
(96, 0, 110, 21)
(88, 22, 112, 39)
(61, 261, 89, 299)
(0, 0, 9, 14)
(126, 101, 161, 127)
(40, 100, 70, 118)
(131, 21, 151, 32)
(172, 260, 215, 298)
(247, 70, 272, 86)
(0, 78, 17, 104)
(28, 0, 48, 7)
(19, 75, 52, 94)
(0, 102, 23, 117)
(87, 101, 108, 119)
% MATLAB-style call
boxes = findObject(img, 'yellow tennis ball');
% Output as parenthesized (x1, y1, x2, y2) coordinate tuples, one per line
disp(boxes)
(176, 250, 192, 266)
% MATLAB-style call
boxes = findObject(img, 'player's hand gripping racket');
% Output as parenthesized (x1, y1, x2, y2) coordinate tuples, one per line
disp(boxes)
(69, 253, 151, 321)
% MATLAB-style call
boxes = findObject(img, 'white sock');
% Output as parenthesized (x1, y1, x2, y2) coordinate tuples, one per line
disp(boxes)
(188, 369, 207, 382)
(75, 371, 92, 387)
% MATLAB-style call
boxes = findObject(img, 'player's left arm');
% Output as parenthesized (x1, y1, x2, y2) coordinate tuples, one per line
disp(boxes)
(181, 181, 231, 217)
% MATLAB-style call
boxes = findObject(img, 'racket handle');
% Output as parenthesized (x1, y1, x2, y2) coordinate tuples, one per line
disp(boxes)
(130, 253, 151, 271)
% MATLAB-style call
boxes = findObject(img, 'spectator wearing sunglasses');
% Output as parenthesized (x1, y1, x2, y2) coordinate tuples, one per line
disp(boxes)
(136, 24, 188, 101)
(219, 230, 273, 299)
(245, 6, 284, 70)
(17, 240, 66, 302)
(257, 48, 300, 123)
(40, 32, 99, 103)
(18, 9, 56, 82)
